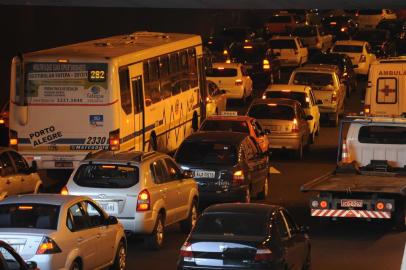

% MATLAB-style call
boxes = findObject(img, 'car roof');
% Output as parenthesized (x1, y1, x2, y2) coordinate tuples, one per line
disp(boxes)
(203, 203, 279, 215)
(266, 84, 310, 92)
(205, 115, 254, 122)
(184, 131, 248, 144)
(251, 97, 300, 107)
(212, 62, 241, 68)
(334, 40, 366, 46)
(0, 194, 86, 206)
(83, 150, 161, 164)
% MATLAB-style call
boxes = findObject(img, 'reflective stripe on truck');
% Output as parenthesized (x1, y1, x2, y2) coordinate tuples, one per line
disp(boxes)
(311, 209, 391, 219)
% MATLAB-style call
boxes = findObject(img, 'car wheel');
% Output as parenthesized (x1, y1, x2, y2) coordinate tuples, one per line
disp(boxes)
(241, 187, 251, 203)
(257, 174, 269, 200)
(302, 249, 311, 270)
(110, 241, 126, 270)
(145, 213, 165, 250)
(180, 201, 198, 233)
(70, 260, 81, 270)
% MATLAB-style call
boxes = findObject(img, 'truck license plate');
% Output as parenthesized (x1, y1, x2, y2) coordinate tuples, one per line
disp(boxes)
(194, 170, 216, 178)
(341, 199, 363, 208)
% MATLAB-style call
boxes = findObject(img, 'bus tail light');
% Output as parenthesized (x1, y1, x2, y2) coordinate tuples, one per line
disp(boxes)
(136, 189, 150, 211)
(232, 170, 245, 185)
(292, 118, 299, 133)
(235, 79, 243, 86)
(36, 237, 62, 255)
(109, 129, 120, 151)
(359, 55, 366, 63)
(60, 186, 69, 195)
(9, 129, 18, 150)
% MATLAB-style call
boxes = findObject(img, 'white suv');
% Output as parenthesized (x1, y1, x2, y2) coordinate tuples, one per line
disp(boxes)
(269, 36, 308, 67)
(64, 151, 199, 250)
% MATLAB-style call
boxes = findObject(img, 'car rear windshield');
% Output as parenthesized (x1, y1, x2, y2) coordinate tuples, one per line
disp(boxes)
(354, 31, 386, 42)
(193, 212, 268, 237)
(292, 72, 334, 88)
(206, 68, 237, 77)
(332, 45, 363, 53)
(268, 16, 292, 23)
(265, 91, 309, 108)
(230, 46, 266, 63)
(358, 126, 406, 144)
(73, 164, 139, 188)
(201, 120, 250, 134)
(248, 104, 295, 120)
(269, 39, 297, 49)
(0, 204, 59, 230)
(359, 9, 382, 15)
(176, 141, 238, 165)
(293, 27, 317, 37)
(309, 54, 342, 68)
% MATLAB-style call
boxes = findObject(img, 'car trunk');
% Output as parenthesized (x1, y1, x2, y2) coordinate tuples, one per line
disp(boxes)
(257, 119, 295, 134)
(312, 88, 335, 107)
(0, 231, 48, 260)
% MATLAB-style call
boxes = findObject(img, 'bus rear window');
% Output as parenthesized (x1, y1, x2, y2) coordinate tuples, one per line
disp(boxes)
(358, 126, 406, 144)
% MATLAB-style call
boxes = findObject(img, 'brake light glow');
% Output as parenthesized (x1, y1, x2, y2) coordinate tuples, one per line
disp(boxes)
(233, 170, 245, 185)
(292, 118, 299, 133)
(235, 79, 243, 86)
(60, 186, 69, 195)
(57, 59, 69, 63)
(180, 242, 194, 262)
(217, 66, 225, 70)
(223, 50, 228, 55)
(340, 27, 348, 32)
(376, 202, 385, 210)
(255, 245, 273, 261)
(18, 206, 33, 210)
(320, 200, 328, 209)
(281, 89, 291, 92)
(9, 138, 17, 146)
(263, 59, 270, 70)
(244, 45, 253, 49)
(0, 119, 4, 125)
(109, 129, 120, 151)
(36, 237, 62, 255)
(330, 22, 337, 25)
(364, 104, 371, 115)
(137, 189, 150, 211)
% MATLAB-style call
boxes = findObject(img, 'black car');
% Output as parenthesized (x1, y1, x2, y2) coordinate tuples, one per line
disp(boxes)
(0, 240, 38, 270)
(308, 52, 357, 95)
(376, 19, 406, 40)
(353, 29, 396, 58)
(178, 203, 311, 270)
(229, 39, 281, 83)
(396, 39, 406, 56)
(174, 132, 269, 204)
(321, 15, 357, 40)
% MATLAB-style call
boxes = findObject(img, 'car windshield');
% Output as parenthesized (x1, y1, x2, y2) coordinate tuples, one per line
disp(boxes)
(248, 104, 295, 120)
(73, 164, 139, 188)
(268, 16, 292, 23)
(193, 212, 268, 238)
(206, 68, 237, 77)
(293, 27, 317, 37)
(200, 120, 250, 133)
(359, 9, 382, 15)
(269, 39, 297, 49)
(332, 45, 363, 53)
(176, 141, 238, 165)
(354, 31, 386, 42)
(358, 126, 406, 144)
(0, 204, 59, 230)
(292, 72, 334, 88)
(265, 91, 309, 108)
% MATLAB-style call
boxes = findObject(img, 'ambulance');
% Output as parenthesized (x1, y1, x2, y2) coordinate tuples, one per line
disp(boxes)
(364, 57, 406, 117)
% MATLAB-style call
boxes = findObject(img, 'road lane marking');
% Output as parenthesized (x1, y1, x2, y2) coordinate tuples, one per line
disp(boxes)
(269, 166, 281, 174)
(401, 243, 406, 270)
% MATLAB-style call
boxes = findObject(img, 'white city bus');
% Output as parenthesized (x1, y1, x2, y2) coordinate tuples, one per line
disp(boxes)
(9, 31, 207, 170)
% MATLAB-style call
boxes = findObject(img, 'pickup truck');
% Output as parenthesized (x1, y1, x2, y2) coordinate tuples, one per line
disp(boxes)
(301, 116, 406, 230)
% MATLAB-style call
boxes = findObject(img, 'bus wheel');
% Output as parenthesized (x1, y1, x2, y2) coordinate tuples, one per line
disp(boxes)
(150, 133, 158, 151)
(192, 112, 198, 132)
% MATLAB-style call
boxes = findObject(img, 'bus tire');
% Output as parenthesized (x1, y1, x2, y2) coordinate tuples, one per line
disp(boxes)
(150, 133, 158, 151)
(192, 112, 198, 132)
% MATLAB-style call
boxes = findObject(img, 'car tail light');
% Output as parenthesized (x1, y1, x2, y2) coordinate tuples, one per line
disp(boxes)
(60, 186, 69, 195)
(180, 241, 194, 262)
(232, 170, 245, 185)
(235, 79, 243, 86)
(320, 200, 328, 209)
(292, 118, 299, 133)
(340, 27, 348, 32)
(262, 94, 267, 99)
(364, 104, 371, 115)
(36, 237, 62, 255)
(263, 59, 270, 70)
(223, 49, 228, 56)
(9, 129, 18, 150)
(331, 92, 337, 103)
(359, 54, 366, 63)
(255, 245, 273, 261)
(136, 189, 150, 211)
(109, 129, 120, 151)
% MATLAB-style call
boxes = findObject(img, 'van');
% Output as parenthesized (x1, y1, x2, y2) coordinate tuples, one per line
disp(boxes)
(364, 57, 406, 117)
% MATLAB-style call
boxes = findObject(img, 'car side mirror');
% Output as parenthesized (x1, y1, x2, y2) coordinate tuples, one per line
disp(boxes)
(26, 261, 39, 270)
(105, 215, 118, 226)
(305, 115, 314, 120)
(316, 99, 323, 105)
(183, 170, 194, 178)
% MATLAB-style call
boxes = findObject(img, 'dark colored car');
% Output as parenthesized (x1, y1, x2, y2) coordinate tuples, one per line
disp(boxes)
(174, 132, 269, 204)
(395, 39, 406, 56)
(376, 19, 406, 40)
(177, 203, 311, 270)
(229, 39, 281, 83)
(205, 27, 256, 61)
(0, 240, 39, 270)
(321, 16, 358, 40)
(308, 52, 357, 95)
(353, 29, 396, 58)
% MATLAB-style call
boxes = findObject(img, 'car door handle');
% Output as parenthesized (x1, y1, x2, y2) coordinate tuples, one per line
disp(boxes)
(77, 237, 84, 243)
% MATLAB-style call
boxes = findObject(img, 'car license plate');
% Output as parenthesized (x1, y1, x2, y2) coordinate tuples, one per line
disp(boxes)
(341, 199, 363, 208)
(194, 170, 216, 178)
(96, 201, 118, 214)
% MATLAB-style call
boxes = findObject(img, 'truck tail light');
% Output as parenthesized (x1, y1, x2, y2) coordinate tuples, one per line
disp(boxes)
(109, 129, 120, 151)
(263, 59, 270, 70)
(60, 186, 69, 195)
(255, 245, 273, 261)
(376, 202, 385, 210)
(235, 79, 243, 86)
(292, 118, 299, 133)
(359, 55, 366, 63)
(341, 140, 350, 163)
(9, 129, 18, 150)
(36, 237, 62, 255)
(136, 189, 150, 211)
(180, 241, 194, 262)
(232, 170, 245, 185)
(320, 200, 328, 209)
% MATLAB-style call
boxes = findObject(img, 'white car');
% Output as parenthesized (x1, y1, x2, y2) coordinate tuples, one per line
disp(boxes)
(331, 40, 377, 76)
(206, 63, 253, 102)
(205, 80, 227, 117)
(0, 148, 43, 199)
(357, 9, 397, 29)
(293, 25, 333, 52)
(64, 151, 199, 250)
(0, 194, 127, 270)
(289, 65, 346, 126)
(262, 84, 321, 143)
(269, 36, 308, 67)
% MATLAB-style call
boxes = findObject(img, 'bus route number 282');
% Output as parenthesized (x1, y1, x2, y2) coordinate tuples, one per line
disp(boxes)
(86, 137, 107, 144)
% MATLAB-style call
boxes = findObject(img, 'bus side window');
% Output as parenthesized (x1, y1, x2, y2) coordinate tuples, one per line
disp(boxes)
(179, 50, 190, 91)
(188, 48, 198, 88)
(145, 59, 161, 106)
(170, 53, 182, 95)
(119, 67, 132, 114)
(159, 55, 172, 100)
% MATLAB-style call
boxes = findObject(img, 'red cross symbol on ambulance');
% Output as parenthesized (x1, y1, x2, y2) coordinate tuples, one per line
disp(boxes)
(380, 85, 396, 96)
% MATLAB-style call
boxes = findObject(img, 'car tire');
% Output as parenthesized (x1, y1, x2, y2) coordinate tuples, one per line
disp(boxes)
(110, 241, 126, 270)
(180, 200, 198, 233)
(241, 187, 251, 203)
(145, 213, 165, 250)
(70, 259, 82, 270)
(257, 174, 269, 200)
